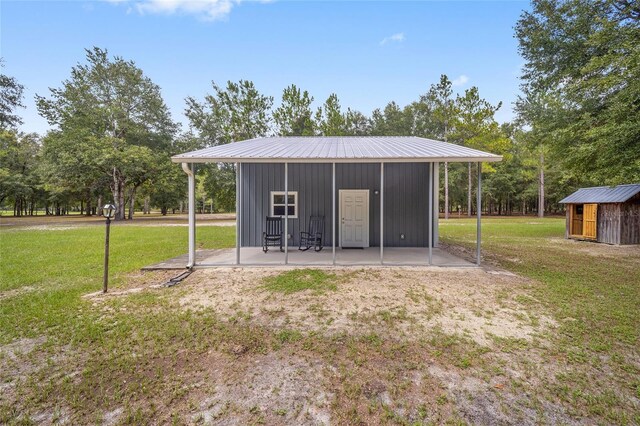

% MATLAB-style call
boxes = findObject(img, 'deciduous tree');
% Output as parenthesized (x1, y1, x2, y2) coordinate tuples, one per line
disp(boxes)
(185, 80, 273, 211)
(36, 47, 177, 220)
(451, 87, 509, 215)
(0, 60, 25, 130)
(516, 0, 640, 185)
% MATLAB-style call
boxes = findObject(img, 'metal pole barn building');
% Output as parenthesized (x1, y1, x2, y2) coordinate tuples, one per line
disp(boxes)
(172, 136, 502, 268)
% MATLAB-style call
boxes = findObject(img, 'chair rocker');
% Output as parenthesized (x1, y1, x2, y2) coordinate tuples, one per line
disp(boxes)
(299, 215, 324, 252)
(262, 216, 284, 253)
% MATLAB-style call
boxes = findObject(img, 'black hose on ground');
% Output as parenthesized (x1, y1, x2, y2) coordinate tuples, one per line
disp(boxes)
(162, 270, 193, 287)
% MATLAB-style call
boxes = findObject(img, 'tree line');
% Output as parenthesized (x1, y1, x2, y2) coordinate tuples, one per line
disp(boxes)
(2, 0, 638, 220)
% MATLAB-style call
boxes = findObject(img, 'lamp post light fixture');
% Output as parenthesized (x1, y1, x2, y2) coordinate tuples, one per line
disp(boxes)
(102, 203, 116, 293)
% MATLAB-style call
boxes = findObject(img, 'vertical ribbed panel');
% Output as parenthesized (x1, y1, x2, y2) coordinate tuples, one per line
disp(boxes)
(241, 162, 432, 247)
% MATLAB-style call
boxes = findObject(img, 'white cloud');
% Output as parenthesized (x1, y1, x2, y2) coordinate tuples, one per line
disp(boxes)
(107, 0, 240, 21)
(452, 74, 469, 86)
(380, 32, 405, 46)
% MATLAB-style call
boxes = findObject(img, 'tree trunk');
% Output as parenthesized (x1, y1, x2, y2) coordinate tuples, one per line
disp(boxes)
(538, 152, 545, 218)
(144, 197, 150, 214)
(444, 162, 449, 219)
(112, 170, 126, 221)
(128, 187, 136, 220)
(85, 190, 92, 216)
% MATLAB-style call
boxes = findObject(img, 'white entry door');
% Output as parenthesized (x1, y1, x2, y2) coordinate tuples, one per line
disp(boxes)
(339, 190, 369, 248)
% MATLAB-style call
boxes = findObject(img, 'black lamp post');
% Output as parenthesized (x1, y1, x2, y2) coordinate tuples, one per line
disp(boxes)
(102, 203, 116, 293)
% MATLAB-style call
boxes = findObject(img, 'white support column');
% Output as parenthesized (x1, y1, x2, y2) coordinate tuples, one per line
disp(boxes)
(182, 162, 196, 269)
(477, 162, 482, 266)
(380, 162, 384, 264)
(332, 162, 336, 265)
(284, 162, 289, 265)
(428, 163, 433, 266)
(236, 162, 241, 265)
(433, 161, 440, 247)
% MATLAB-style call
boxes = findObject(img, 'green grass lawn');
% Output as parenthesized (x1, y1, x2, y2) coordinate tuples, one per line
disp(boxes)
(441, 217, 640, 423)
(0, 217, 638, 424)
(441, 217, 639, 351)
(0, 225, 235, 342)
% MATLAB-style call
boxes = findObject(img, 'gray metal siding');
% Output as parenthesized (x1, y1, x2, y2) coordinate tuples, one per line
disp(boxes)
(240, 162, 433, 248)
(383, 163, 429, 247)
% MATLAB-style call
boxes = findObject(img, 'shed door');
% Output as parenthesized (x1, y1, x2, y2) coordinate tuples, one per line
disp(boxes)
(339, 190, 369, 248)
(583, 204, 598, 239)
(570, 204, 583, 236)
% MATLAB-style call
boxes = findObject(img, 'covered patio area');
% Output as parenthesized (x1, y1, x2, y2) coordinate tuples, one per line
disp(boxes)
(171, 136, 502, 269)
(143, 246, 473, 269)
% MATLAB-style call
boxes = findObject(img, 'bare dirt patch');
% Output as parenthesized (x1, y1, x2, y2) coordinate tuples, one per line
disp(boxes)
(0, 336, 73, 422)
(547, 237, 640, 259)
(83, 270, 184, 300)
(178, 267, 555, 346)
(0, 286, 36, 301)
(189, 352, 331, 425)
(73, 266, 570, 424)
(0, 337, 49, 389)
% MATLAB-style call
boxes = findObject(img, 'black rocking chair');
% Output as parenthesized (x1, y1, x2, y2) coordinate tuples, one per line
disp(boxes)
(299, 215, 324, 252)
(262, 216, 284, 252)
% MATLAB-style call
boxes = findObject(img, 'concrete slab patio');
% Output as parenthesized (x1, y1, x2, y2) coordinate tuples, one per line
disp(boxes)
(143, 247, 474, 270)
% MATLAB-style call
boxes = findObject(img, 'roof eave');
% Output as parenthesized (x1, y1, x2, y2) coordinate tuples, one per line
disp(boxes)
(171, 156, 503, 164)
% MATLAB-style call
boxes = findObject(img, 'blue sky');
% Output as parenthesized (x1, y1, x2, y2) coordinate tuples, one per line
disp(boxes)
(1, 0, 529, 135)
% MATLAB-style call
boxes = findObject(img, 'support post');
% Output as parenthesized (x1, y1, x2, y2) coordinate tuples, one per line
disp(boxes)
(433, 162, 440, 247)
(468, 162, 472, 217)
(182, 162, 196, 269)
(428, 163, 433, 266)
(477, 162, 482, 265)
(236, 162, 241, 265)
(284, 162, 288, 264)
(332, 162, 336, 265)
(103, 217, 111, 293)
(380, 162, 384, 264)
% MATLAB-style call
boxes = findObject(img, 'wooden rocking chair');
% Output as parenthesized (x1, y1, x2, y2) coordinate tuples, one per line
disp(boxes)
(262, 216, 284, 252)
(299, 215, 324, 252)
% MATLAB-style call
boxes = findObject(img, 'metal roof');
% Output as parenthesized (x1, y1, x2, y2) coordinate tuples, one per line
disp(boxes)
(559, 184, 640, 204)
(171, 136, 503, 163)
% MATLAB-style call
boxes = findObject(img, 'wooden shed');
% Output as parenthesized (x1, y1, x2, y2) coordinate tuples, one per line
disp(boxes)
(559, 184, 640, 245)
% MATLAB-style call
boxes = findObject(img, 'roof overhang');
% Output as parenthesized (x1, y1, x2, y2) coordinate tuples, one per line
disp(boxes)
(171, 136, 503, 164)
(172, 156, 502, 164)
